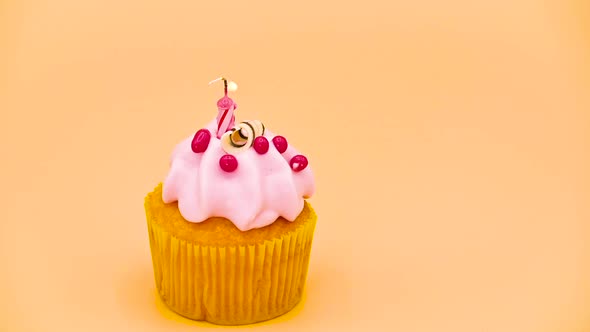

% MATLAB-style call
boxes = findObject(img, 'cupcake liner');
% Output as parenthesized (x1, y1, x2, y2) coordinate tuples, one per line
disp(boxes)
(146, 202, 317, 325)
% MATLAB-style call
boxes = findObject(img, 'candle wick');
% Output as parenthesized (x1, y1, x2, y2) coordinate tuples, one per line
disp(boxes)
(208, 76, 230, 96)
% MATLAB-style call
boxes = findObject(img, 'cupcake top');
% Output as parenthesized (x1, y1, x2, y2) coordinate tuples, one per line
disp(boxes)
(162, 80, 315, 231)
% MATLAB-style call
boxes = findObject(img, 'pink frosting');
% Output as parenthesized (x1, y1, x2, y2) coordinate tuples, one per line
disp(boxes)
(162, 119, 315, 231)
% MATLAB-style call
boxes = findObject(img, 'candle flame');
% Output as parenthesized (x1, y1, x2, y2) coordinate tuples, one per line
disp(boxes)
(208, 77, 238, 93)
(227, 81, 238, 92)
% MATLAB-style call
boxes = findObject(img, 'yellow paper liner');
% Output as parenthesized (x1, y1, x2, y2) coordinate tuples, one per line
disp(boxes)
(145, 195, 317, 325)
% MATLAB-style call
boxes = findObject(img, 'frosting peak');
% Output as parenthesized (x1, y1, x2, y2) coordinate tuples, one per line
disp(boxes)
(162, 119, 315, 231)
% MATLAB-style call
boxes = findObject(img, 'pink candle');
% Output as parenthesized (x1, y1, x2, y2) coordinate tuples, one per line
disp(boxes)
(213, 78, 237, 138)
(216, 96, 236, 138)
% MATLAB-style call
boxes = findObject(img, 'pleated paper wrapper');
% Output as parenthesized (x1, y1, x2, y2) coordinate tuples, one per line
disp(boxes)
(145, 201, 317, 325)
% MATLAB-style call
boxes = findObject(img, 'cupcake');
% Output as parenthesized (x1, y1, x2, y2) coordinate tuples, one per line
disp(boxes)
(145, 78, 317, 325)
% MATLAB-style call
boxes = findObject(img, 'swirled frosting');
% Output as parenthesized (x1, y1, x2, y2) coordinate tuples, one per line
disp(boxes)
(162, 119, 315, 231)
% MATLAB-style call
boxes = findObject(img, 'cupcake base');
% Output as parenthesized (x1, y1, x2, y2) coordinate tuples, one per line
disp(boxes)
(145, 184, 317, 325)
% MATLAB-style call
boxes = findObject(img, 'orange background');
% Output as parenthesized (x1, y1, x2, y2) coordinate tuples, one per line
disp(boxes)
(1, 0, 589, 331)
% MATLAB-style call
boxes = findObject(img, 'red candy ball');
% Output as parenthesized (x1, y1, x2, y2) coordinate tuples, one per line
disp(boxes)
(191, 129, 211, 153)
(219, 154, 238, 172)
(272, 136, 288, 153)
(253, 136, 269, 154)
(290, 155, 308, 172)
